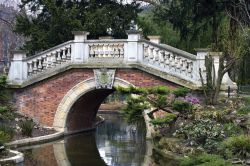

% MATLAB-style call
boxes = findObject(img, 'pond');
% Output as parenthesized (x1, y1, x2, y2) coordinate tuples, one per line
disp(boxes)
(17, 113, 150, 166)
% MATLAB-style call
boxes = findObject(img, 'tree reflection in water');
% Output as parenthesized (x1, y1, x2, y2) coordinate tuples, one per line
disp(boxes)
(18, 113, 147, 166)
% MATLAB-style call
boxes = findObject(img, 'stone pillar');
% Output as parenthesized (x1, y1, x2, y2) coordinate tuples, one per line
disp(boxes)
(126, 30, 142, 63)
(8, 51, 28, 84)
(195, 49, 209, 84)
(209, 52, 237, 91)
(71, 31, 89, 63)
(148, 36, 161, 44)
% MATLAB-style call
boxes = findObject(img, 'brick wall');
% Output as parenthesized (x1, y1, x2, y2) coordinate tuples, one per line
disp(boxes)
(13, 68, 178, 128)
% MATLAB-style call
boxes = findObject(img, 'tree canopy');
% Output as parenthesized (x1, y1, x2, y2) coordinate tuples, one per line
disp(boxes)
(15, 0, 140, 55)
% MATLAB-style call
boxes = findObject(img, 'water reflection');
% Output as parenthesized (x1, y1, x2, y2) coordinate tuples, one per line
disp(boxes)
(18, 113, 147, 166)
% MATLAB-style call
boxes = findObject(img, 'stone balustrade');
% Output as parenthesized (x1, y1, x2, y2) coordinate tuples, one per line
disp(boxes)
(141, 40, 198, 83)
(26, 42, 72, 77)
(8, 30, 236, 90)
(87, 40, 126, 59)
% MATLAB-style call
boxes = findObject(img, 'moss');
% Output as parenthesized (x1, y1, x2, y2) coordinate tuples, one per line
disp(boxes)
(219, 135, 250, 159)
(173, 87, 190, 97)
(179, 153, 234, 166)
(150, 113, 177, 126)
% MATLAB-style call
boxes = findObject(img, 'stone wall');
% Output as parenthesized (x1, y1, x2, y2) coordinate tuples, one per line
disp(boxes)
(13, 68, 178, 128)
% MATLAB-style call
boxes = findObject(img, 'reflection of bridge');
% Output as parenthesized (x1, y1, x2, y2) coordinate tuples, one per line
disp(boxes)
(7, 30, 235, 133)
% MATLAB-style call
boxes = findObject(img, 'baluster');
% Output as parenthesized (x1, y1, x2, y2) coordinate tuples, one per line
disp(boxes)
(176, 56, 181, 69)
(61, 48, 66, 61)
(51, 51, 56, 66)
(159, 51, 164, 63)
(28, 61, 33, 76)
(42, 55, 47, 70)
(66, 46, 71, 60)
(47, 53, 52, 68)
(149, 47, 154, 60)
(89, 45, 94, 58)
(111, 44, 115, 58)
(119, 44, 124, 58)
(103, 44, 109, 57)
(154, 49, 159, 62)
(114, 45, 119, 58)
(99, 44, 104, 58)
(143, 44, 149, 59)
(56, 50, 62, 63)
(165, 52, 170, 65)
(182, 59, 187, 71)
(32, 59, 38, 74)
(170, 54, 175, 67)
(37, 57, 42, 71)
(188, 61, 193, 73)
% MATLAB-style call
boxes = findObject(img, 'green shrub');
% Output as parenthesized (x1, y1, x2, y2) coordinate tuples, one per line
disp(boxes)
(172, 100, 192, 112)
(179, 153, 233, 166)
(174, 119, 225, 150)
(0, 125, 15, 139)
(242, 96, 250, 105)
(20, 119, 34, 137)
(148, 86, 170, 95)
(223, 123, 243, 137)
(120, 96, 149, 123)
(237, 106, 250, 115)
(150, 113, 177, 126)
(173, 87, 190, 97)
(219, 135, 250, 159)
(0, 106, 8, 114)
(153, 95, 167, 108)
(0, 131, 11, 145)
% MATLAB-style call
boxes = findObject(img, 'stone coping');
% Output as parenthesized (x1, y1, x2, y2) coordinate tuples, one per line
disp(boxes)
(6, 115, 105, 148)
(0, 149, 24, 164)
(6, 131, 64, 148)
(7, 63, 200, 90)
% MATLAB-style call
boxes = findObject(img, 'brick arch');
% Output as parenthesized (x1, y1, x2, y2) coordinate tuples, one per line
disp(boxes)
(53, 77, 132, 132)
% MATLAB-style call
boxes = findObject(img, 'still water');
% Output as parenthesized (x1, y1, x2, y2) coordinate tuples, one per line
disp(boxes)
(18, 113, 148, 166)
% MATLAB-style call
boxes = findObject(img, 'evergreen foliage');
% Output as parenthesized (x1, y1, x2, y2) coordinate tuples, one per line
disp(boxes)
(116, 86, 170, 123)
(219, 135, 250, 159)
(15, 0, 140, 55)
(179, 153, 233, 166)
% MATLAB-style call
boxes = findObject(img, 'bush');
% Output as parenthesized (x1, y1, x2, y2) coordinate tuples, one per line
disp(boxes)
(179, 153, 233, 166)
(237, 106, 250, 115)
(174, 119, 225, 150)
(0, 106, 8, 114)
(0, 131, 11, 145)
(223, 123, 243, 137)
(150, 113, 177, 126)
(172, 100, 192, 112)
(0, 125, 15, 139)
(219, 135, 250, 159)
(20, 119, 34, 137)
(173, 87, 190, 97)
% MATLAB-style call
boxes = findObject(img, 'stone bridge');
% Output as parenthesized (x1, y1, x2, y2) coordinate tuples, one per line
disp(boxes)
(7, 30, 236, 134)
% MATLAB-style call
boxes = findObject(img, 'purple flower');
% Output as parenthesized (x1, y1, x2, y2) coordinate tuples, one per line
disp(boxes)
(185, 95, 200, 104)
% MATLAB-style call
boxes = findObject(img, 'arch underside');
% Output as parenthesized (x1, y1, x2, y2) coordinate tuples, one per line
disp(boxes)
(53, 77, 131, 133)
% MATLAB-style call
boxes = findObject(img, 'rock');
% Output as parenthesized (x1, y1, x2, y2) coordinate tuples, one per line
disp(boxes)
(231, 158, 243, 164)
(245, 159, 250, 165)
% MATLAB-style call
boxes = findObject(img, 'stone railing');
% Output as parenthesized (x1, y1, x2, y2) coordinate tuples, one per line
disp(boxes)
(26, 42, 72, 77)
(141, 40, 198, 83)
(8, 30, 236, 90)
(87, 40, 126, 60)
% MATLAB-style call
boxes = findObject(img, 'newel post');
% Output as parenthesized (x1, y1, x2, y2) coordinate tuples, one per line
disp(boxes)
(71, 31, 89, 63)
(195, 49, 209, 84)
(8, 51, 28, 84)
(126, 30, 142, 63)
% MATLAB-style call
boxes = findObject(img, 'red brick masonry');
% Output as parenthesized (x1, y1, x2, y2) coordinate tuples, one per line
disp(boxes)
(13, 68, 178, 127)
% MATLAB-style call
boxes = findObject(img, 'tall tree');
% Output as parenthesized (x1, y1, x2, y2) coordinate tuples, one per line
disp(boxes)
(15, 0, 140, 55)
(154, 0, 250, 104)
